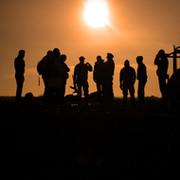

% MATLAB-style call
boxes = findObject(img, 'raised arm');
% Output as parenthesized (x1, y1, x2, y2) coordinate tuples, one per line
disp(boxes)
(154, 54, 160, 65)
(120, 69, 123, 89)
(132, 68, 136, 84)
(86, 63, 93, 72)
(73, 66, 77, 83)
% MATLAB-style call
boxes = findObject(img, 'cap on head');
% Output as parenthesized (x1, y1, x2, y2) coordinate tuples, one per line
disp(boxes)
(79, 56, 85, 61)
(107, 53, 114, 59)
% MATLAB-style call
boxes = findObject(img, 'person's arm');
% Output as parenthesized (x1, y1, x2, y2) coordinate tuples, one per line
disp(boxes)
(93, 64, 97, 82)
(144, 65, 148, 80)
(154, 54, 159, 65)
(64, 63, 70, 72)
(86, 63, 93, 72)
(112, 61, 115, 76)
(137, 67, 139, 80)
(73, 66, 77, 83)
(23, 60, 25, 74)
(120, 70, 123, 90)
(133, 69, 136, 84)
(14, 58, 17, 72)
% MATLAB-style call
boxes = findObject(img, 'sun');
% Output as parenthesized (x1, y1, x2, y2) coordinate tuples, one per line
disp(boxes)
(83, 0, 110, 28)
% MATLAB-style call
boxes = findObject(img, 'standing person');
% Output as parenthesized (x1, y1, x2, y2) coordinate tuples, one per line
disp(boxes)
(14, 50, 25, 103)
(93, 56, 104, 102)
(120, 60, 136, 104)
(73, 56, 92, 105)
(46, 48, 62, 105)
(37, 50, 53, 101)
(136, 56, 147, 104)
(154, 49, 169, 103)
(60, 54, 70, 104)
(103, 53, 115, 105)
(53, 48, 66, 105)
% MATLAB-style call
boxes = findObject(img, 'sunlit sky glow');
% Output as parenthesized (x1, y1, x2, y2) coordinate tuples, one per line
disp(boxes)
(0, 0, 180, 97)
(83, 0, 110, 28)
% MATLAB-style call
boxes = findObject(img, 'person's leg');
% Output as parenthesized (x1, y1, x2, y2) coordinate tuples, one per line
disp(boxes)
(96, 82, 102, 102)
(129, 85, 135, 103)
(83, 82, 89, 105)
(123, 88, 128, 104)
(61, 82, 66, 105)
(138, 81, 145, 103)
(16, 76, 24, 102)
(102, 81, 107, 103)
(158, 76, 167, 103)
(141, 81, 147, 103)
(110, 80, 114, 101)
(77, 84, 82, 105)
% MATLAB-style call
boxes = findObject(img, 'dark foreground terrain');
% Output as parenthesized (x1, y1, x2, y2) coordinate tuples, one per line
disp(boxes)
(1, 96, 180, 180)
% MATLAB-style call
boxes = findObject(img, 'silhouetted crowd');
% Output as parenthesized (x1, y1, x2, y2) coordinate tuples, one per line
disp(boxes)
(14, 48, 170, 106)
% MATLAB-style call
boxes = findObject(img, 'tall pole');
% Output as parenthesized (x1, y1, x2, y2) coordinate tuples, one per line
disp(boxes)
(173, 45, 177, 73)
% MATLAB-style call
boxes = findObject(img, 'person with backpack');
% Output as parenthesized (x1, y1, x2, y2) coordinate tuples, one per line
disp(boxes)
(37, 50, 53, 102)
(37, 50, 53, 85)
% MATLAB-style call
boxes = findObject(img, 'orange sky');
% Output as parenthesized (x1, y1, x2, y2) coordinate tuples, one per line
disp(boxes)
(0, 0, 180, 97)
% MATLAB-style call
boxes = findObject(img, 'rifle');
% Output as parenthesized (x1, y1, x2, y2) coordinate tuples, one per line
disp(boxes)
(70, 78, 78, 94)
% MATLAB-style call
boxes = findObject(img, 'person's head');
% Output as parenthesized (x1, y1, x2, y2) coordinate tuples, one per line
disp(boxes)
(61, 54, 67, 62)
(124, 60, 130, 67)
(136, 56, 143, 64)
(47, 50, 53, 57)
(79, 56, 85, 63)
(97, 56, 102, 61)
(18, 50, 25, 58)
(53, 48, 60, 57)
(158, 49, 166, 58)
(107, 53, 114, 60)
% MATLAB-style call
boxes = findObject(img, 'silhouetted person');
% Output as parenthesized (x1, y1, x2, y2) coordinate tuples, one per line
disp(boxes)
(154, 49, 169, 103)
(60, 54, 70, 104)
(53, 48, 68, 105)
(93, 56, 104, 102)
(14, 50, 25, 102)
(120, 60, 136, 104)
(166, 69, 180, 107)
(45, 48, 62, 105)
(37, 50, 53, 101)
(136, 56, 147, 104)
(103, 53, 115, 105)
(73, 56, 92, 105)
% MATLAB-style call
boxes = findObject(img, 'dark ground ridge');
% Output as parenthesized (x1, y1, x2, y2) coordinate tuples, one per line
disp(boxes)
(1, 96, 180, 180)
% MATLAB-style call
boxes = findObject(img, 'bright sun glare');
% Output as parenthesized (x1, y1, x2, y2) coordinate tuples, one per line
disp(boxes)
(83, 0, 110, 28)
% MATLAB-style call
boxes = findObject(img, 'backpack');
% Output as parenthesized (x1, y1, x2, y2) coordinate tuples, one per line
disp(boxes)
(37, 59, 45, 75)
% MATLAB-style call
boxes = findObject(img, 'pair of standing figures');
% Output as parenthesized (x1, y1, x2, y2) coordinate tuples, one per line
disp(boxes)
(120, 57, 147, 104)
